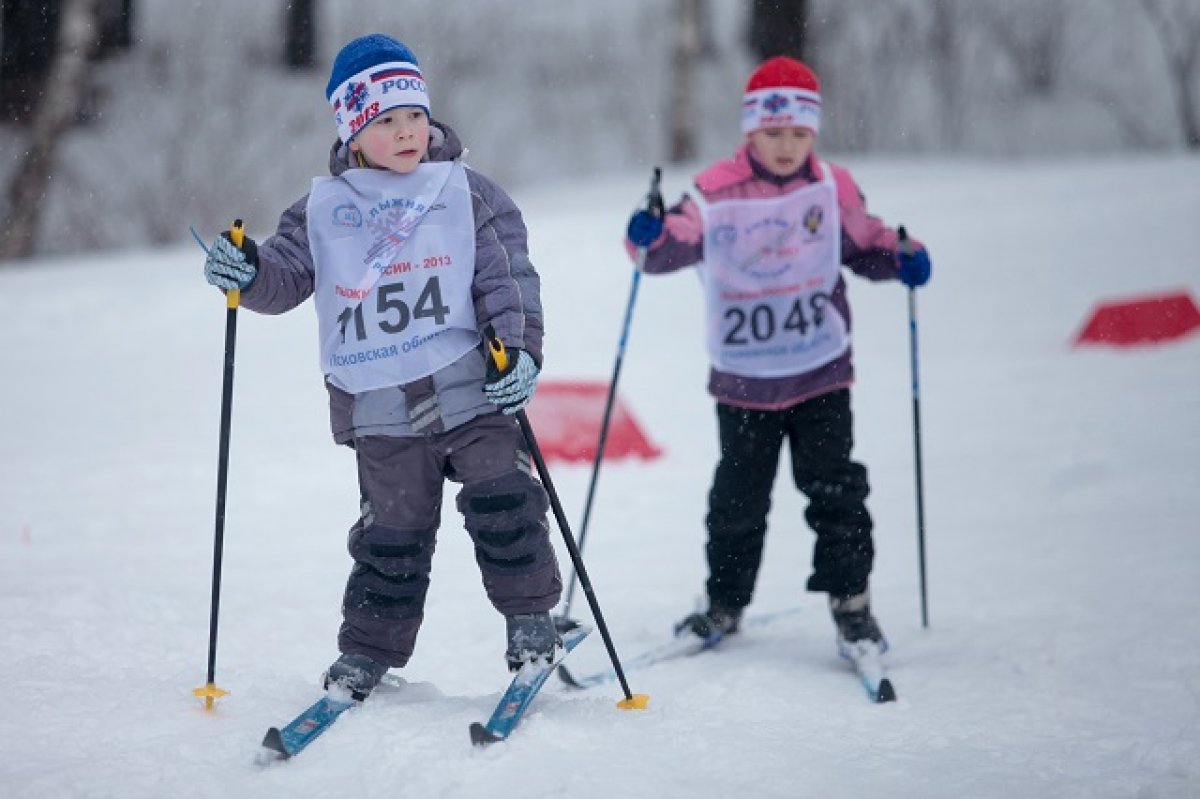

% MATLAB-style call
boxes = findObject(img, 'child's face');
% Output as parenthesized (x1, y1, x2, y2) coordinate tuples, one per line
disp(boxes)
(349, 107, 430, 173)
(748, 127, 815, 177)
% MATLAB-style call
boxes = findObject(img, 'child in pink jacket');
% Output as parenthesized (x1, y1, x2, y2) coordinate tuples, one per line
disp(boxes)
(625, 56, 932, 658)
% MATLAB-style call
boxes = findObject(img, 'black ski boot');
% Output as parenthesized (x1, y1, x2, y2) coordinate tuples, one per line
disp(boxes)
(674, 604, 742, 644)
(830, 590, 888, 657)
(323, 652, 389, 701)
(505, 611, 562, 672)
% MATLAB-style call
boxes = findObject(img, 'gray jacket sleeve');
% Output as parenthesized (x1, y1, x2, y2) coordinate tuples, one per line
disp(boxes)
(239, 194, 316, 315)
(466, 169, 544, 366)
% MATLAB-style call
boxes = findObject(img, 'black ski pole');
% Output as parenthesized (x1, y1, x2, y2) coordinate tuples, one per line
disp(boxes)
(898, 226, 929, 629)
(194, 219, 245, 709)
(560, 166, 664, 621)
(483, 326, 648, 710)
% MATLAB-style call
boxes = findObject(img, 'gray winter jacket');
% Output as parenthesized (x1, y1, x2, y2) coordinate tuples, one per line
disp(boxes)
(239, 121, 544, 443)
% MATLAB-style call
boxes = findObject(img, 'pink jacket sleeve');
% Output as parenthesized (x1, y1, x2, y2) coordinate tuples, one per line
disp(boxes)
(831, 163, 917, 282)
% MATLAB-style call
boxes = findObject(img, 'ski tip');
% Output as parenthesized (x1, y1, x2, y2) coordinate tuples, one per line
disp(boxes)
(874, 679, 897, 704)
(261, 727, 292, 759)
(469, 722, 505, 746)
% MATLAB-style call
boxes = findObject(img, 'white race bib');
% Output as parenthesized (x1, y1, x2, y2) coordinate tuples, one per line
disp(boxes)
(308, 163, 479, 393)
(699, 164, 848, 377)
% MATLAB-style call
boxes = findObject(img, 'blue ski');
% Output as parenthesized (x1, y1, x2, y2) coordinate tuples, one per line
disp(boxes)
(261, 694, 356, 759)
(469, 623, 592, 745)
(557, 606, 804, 690)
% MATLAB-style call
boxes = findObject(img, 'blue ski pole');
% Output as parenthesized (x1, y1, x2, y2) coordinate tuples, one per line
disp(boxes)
(898, 226, 929, 628)
(560, 167, 664, 620)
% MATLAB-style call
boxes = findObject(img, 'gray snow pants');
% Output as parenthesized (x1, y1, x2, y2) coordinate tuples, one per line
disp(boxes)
(337, 412, 562, 667)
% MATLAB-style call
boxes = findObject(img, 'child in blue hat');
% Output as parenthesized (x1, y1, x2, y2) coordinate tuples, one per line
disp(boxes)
(202, 34, 561, 698)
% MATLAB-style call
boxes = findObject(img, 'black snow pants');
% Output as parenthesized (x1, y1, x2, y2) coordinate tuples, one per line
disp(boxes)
(705, 388, 873, 611)
(338, 412, 562, 667)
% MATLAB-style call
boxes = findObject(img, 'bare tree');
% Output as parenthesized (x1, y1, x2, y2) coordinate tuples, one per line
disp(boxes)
(927, 0, 966, 148)
(1, 0, 128, 122)
(669, 0, 703, 162)
(95, 0, 133, 57)
(1140, 0, 1200, 148)
(0, 0, 100, 261)
(1, 0, 63, 123)
(984, 0, 1066, 96)
(284, 0, 315, 70)
(747, 0, 810, 62)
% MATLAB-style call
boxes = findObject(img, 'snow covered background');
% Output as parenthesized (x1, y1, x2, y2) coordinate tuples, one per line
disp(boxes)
(2, 155, 1199, 798)
(7, 0, 1195, 258)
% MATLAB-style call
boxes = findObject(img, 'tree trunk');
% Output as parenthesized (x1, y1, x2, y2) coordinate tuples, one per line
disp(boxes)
(0, 0, 99, 261)
(1140, 0, 1200, 149)
(0, 0, 63, 122)
(929, 0, 965, 148)
(669, 0, 702, 163)
(1178, 76, 1200, 149)
(95, 0, 134, 57)
(748, 0, 810, 62)
(284, 0, 315, 70)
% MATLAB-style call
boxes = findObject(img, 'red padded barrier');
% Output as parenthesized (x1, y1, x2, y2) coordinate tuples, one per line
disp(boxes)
(524, 381, 663, 464)
(1073, 290, 1200, 347)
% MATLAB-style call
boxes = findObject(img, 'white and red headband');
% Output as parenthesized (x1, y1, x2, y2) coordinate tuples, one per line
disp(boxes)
(740, 56, 822, 135)
(329, 60, 429, 144)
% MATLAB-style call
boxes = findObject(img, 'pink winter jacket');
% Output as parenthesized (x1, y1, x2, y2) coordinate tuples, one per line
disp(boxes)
(635, 145, 909, 410)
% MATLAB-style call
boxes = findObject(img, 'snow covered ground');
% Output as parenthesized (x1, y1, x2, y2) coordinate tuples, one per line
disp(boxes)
(1, 155, 1198, 798)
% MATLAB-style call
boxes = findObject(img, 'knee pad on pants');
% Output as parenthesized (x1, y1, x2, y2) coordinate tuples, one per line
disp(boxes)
(457, 471, 552, 572)
(456, 471, 561, 614)
(343, 514, 435, 621)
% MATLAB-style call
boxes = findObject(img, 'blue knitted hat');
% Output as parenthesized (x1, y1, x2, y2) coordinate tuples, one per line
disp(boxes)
(326, 34, 429, 143)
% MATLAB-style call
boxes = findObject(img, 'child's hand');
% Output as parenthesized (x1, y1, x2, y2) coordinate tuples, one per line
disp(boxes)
(204, 231, 258, 291)
(626, 210, 664, 248)
(483, 349, 539, 415)
(897, 247, 931, 288)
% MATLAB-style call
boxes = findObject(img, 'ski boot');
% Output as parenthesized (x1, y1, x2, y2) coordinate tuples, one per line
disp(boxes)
(830, 590, 889, 659)
(505, 611, 563, 672)
(323, 652, 389, 701)
(674, 603, 742, 645)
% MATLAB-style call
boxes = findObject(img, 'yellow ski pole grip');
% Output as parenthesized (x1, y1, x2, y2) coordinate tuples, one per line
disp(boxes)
(483, 324, 509, 372)
(226, 219, 245, 309)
